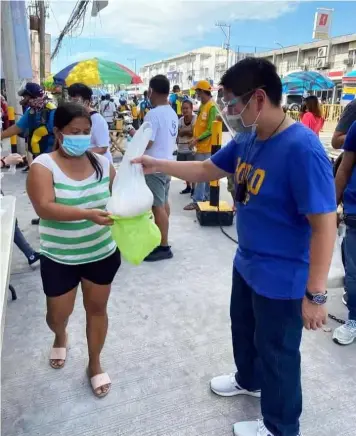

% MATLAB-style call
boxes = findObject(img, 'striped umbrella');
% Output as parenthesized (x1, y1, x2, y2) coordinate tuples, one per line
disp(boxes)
(282, 71, 335, 94)
(53, 58, 142, 87)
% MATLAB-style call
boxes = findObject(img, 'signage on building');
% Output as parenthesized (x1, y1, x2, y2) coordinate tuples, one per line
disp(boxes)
(327, 70, 344, 80)
(313, 8, 333, 40)
(167, 71, 179, 82)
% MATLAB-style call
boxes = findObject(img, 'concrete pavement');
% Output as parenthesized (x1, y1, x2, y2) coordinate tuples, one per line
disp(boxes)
(1, 152, 355, 436)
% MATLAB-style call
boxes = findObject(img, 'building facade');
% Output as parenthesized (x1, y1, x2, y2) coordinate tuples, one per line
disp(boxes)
(140, 34, 356, 103)
(140, 46, 250, 91)
(256, 33, 356, 103)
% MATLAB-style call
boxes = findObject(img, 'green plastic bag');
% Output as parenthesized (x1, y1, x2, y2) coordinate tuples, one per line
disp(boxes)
(110, 211, 161, 265)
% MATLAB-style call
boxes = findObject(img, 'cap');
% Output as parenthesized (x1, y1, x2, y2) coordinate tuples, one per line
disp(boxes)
(18, 82, 44, 98)
(192, 80, 212, 92)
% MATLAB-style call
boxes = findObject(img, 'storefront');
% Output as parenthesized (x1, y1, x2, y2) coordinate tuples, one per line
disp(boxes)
(341, 70, 356, 106)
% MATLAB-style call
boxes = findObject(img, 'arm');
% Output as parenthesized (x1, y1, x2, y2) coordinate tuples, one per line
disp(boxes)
(1, 124, 22, 140)
(134, 138, 237, 182)
(335, 151, 355, 204)
(307, 212, 337, 293)
(289, 136, 337, 327)
(27, 163, 94, 221)
(2, 109, 30, 139)
(332, 103, 356, 149)
(335, 122, 356, 203)
(154, 158, 228, 183)
(332, 131, 347, 150)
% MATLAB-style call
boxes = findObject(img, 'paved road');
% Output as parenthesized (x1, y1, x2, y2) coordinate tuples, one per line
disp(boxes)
(1, 154, 354, 436)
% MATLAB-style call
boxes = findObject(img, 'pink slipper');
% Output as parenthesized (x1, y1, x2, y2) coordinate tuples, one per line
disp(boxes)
(49, 334, 68, 369)
(89, 372, 111, 398)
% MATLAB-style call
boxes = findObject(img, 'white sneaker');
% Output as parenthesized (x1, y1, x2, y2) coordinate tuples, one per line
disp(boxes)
(332, 320, 356, 345)
(210, 373, 261, 397)
(233, 419, 302, 436)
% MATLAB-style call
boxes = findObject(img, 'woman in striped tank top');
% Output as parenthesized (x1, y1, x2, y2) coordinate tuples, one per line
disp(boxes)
(27, 102, 121, 398)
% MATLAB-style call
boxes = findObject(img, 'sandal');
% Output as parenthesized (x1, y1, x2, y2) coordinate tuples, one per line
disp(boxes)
(88, 371, 111, 398)
(183, 202, 197, 211)
(49, 334, 68, 369)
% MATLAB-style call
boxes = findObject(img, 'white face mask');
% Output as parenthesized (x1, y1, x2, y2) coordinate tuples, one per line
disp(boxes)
(218, 94, 261, 137)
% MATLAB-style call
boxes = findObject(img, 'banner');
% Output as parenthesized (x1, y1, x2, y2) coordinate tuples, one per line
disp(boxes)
(313, 9, 332, 40)
(10, 0, 32, 79)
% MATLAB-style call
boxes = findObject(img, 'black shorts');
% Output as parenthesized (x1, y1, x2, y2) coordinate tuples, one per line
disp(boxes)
(40, 249, 121, 298)
(177, 152, 194, 162)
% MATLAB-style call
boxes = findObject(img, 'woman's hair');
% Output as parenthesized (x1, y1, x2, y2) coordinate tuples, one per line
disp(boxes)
(53, 102, 103, 181)
(304, 95, 322, 118)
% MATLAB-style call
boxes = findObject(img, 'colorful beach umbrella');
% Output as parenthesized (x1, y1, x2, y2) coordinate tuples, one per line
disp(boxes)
(53, 58, 142, 87)
(282, 71, 335, 94)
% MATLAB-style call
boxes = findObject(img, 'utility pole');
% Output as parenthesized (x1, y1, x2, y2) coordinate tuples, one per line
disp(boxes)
(39, 1, 46, 85)
(274, 41, 285, 77)
(127, 58, 137, 74)
(216, 21, 231, 70)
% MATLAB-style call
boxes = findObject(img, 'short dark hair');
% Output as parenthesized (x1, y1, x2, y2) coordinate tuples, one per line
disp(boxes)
(182, 99, 193, 109)
(173, 85, 180, 92)
(220, 57, 282, 106)
(105, 93, 111, 100)
(67, 83, 93, 101)
(149, 75, 170, 96)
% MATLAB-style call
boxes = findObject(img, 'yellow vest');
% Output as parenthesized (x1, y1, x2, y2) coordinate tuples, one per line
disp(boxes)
(131, 105, 138, 119)
(194, 99, 215, 153)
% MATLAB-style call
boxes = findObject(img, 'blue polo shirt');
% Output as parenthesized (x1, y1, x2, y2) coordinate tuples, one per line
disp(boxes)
(211, 123, 336, 300)
(343, 121, 356, 215)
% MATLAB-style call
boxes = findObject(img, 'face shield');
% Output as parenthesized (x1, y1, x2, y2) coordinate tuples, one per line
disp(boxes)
(216, 89, 262, 138)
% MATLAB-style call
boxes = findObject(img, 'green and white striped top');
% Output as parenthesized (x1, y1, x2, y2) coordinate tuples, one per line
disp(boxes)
(33, 153, 116, 265)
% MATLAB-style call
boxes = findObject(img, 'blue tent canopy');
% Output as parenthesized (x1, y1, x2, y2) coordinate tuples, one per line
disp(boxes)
(282, 71, 335, 94)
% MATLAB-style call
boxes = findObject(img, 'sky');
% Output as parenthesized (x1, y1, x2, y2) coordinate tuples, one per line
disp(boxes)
(47, 1, 356, 74)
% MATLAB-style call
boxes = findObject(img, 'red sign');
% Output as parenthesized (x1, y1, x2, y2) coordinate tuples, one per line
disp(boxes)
(319, 14, 328, 26)
(327, 71, 343, 78)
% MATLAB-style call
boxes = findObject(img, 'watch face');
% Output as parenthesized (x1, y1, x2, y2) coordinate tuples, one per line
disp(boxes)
(313, 294, 327, 304)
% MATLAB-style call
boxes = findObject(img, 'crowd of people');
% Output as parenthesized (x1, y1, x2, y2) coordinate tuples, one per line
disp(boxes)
(1, 55, 356, 435)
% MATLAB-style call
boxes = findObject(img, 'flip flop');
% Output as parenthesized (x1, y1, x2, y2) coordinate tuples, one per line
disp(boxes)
(183, 202, 197, 211)
(88, 371, 111, 398)
(49, 334, 68, 369)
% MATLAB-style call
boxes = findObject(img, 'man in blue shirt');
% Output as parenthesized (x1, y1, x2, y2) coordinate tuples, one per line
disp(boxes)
(334, 120, 356, 345)
(133, 58, 336, 436)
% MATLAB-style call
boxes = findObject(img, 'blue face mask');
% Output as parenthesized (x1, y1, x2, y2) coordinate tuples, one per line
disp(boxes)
(61, 134, 91, 156)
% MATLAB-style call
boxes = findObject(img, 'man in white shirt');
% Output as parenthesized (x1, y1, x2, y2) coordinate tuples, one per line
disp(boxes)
(68, 84, 113, 162)
(144, 75, 178, 261)
(100, 94, 116, 127)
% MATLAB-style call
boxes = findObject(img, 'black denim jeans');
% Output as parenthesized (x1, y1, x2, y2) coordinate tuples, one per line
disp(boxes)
(231, 268, 303, 436)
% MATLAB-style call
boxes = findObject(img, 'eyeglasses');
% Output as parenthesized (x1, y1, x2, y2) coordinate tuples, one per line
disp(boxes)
(221, 86, 265, 108)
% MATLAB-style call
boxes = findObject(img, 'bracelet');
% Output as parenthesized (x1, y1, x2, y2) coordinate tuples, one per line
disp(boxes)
(1, 158, 6, 168)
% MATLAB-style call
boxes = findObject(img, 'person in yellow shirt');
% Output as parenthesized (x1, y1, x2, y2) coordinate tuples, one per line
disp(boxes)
(184, 80, 217, 210)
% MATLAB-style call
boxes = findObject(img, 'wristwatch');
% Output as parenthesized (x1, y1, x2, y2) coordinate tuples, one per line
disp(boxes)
(305, 290, 328, 305)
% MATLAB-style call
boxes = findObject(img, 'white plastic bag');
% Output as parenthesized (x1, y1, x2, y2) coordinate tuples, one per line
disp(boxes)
(106, 122, 154, 217)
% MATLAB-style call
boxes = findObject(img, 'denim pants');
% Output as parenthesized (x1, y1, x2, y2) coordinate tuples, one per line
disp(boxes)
(192, 152, 211, 203)
(231, 268, 303, 436)
(14, 219, 35, 259)
(343, 226, 356, 320)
